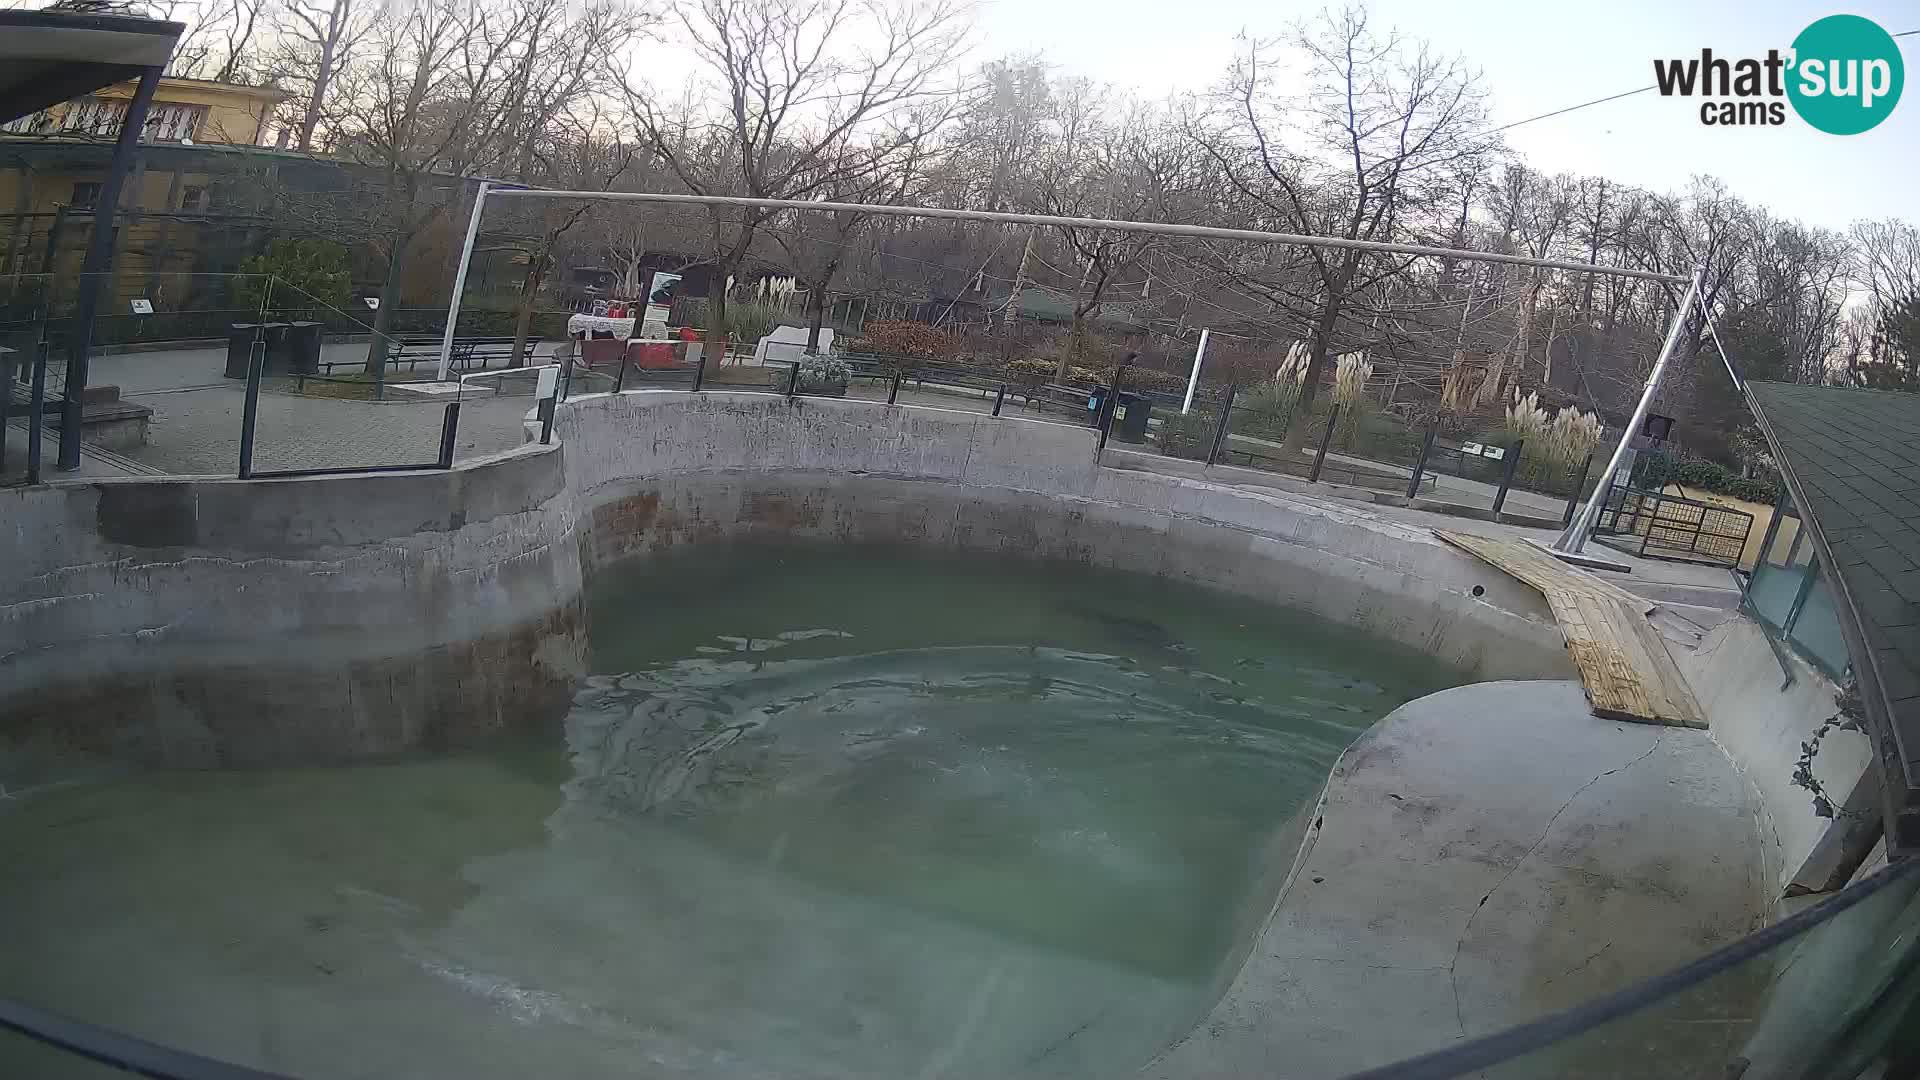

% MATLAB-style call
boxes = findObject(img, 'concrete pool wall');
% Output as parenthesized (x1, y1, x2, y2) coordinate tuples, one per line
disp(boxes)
(0, 444, 587, 767)
(1, 389, 1577, 769)
(559, 391, 1574, 683)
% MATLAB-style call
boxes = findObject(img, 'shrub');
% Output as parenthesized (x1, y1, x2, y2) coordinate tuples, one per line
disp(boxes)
(1498, 391, 1604, 489)
(1639, 454, 1778, 505)
(1157, 407, 1217, 460)
(1346, 405, 1424, 462)
(797, 353, 851, 384)
(1331, 351, 1372, 446)
(724, 301, 781, 346)
(1003, 357, 1057, 387)
(848, 319, 957, 359)
(234, 238, 352, 318)
(1119, 367, 1187, 395)
(1236, 381, 1304, 439)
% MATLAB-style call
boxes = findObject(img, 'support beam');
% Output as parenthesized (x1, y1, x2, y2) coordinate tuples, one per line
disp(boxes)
(477, 189, 1689, 284)
(1182, 328, 1210, 414)
(58, 63, 160, 471)
(437, 180, 491, 381)
(1554, 264, 1705, 555)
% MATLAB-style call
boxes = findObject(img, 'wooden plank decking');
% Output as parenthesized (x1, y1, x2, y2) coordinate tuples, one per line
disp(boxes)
(1435, 529, 1706, 728)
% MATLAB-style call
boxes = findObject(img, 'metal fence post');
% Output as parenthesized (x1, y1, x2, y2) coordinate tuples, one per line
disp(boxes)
(1406, 427, 1437, 500)
(1309, 403, 1340, 483)
(25, 340, 47, 485)
(1096, 379, 1122, 452)
(785, 362, 800, 399)
(691, 346, 707, 392)
(538, 397, 555, 445)
(1564, 453, 1594, 527)
(437, 401, 461, 468)
(992, 383, 1006, 417)
(614, 352, 630, 394)
(0, 341, 13, 475)
(1205, 386, 1235, 466)
(238, 340, 264, 478)
(1492, 438, 1524, 516)
(887, 369, 902, 404)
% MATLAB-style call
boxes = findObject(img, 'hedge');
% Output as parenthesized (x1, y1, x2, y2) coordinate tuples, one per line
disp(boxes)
(1638, 455, 1778, 506)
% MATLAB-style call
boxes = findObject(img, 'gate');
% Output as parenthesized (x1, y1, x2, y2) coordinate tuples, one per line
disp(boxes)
(1592, 483, 1753, 568)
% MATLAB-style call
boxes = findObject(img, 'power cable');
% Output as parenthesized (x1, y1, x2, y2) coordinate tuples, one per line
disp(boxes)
(1486, 27, 1916, 134)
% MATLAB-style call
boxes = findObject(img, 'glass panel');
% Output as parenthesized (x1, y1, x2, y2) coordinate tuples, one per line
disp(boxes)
(1787, 564, 1853, 678)
(1747, 497, 1808, 631)
(1386, 860, 1920, 1080)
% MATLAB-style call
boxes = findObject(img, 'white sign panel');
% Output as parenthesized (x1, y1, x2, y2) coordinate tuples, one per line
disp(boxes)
(535, 366, 559, 400)
(363, 296, 380, 310)
(129, 299, 153, 315)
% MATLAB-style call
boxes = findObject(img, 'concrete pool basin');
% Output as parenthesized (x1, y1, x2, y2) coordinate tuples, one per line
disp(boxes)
(0, 390, 1826, 1077)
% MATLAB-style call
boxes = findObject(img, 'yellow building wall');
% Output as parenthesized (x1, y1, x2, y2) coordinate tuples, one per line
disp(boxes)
(65, 77, 286, 148)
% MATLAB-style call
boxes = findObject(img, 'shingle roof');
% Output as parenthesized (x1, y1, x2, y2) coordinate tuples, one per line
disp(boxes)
(1746, 381, 1920, 853)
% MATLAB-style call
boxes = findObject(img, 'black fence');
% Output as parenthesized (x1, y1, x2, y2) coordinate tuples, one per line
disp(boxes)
(1592, 483, 1754, 568)
(1148, 381, 1598, 524)
(0, 272, 563, 486)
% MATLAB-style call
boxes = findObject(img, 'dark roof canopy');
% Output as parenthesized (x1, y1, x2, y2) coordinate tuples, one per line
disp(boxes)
(0, 9, 183, 127)
(1746, 381, 1920, 854)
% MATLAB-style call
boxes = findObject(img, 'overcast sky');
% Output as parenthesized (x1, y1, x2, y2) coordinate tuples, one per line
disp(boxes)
(971, 0, 1916, 232)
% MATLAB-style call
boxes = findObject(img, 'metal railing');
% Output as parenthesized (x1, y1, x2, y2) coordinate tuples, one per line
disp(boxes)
(1592, 482, 1754, 567)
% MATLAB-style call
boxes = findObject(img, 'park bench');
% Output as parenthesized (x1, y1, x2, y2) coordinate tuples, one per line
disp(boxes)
(318, 336, 542, 374)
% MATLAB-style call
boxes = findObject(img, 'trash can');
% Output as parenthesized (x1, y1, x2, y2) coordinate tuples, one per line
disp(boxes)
(1113, 391, 1152, 443)
(224, 320, 288, 376)
(225, 323, 261, 378)
(281, 321, 323, 375)
(1085, 386, 1108, 427)
(231, 322, 290, 376)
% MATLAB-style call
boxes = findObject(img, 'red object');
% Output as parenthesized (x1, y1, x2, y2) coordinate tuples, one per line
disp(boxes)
(677, 326, 699, 342)
(628, 341, 678, 369)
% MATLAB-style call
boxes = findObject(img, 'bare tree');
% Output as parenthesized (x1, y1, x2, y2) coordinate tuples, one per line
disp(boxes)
(314, 0, 558, 373)
(1191, 5, 1494, 444)
(617, 0, 971, 351)
(274, 0, 373, 151)
(1852, 218, 1920, 373)
(770, 112, 944, 351)
(156, 0, 271, 81)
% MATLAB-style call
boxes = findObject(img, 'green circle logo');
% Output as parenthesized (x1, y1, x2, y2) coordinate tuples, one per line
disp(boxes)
(1787, 15, 1904, 135)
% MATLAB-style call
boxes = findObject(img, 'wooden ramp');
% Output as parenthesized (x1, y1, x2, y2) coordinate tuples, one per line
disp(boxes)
(1435, 529, 1706, 729)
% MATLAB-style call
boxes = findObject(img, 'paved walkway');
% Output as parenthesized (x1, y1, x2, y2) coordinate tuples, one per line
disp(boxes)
(66, 344, 552, 476)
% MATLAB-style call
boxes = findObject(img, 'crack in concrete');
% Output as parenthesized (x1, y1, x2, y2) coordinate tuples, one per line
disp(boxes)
(1546, 941, 1615, 985)
(1445, 734, 1664, 1039)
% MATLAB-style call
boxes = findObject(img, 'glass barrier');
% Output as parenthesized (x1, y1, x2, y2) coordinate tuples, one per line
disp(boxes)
(1746, 491, 1851, 678)
(1350, 855, 1920, 1080)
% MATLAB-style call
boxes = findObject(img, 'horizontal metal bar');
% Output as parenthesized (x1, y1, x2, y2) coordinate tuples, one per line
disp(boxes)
(247, 462, 447, 479)
(483, 189, 1689, 284)
(0, 995, 290, 1080)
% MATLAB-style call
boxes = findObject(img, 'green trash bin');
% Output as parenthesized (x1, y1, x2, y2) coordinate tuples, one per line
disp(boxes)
(224, 324, 261, 379)
(281, 321, 323, 375)
(1112, 391, 1152, 443)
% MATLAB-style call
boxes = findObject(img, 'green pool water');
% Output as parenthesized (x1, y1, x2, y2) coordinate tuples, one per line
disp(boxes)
(0, 543, 1459, 1078)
